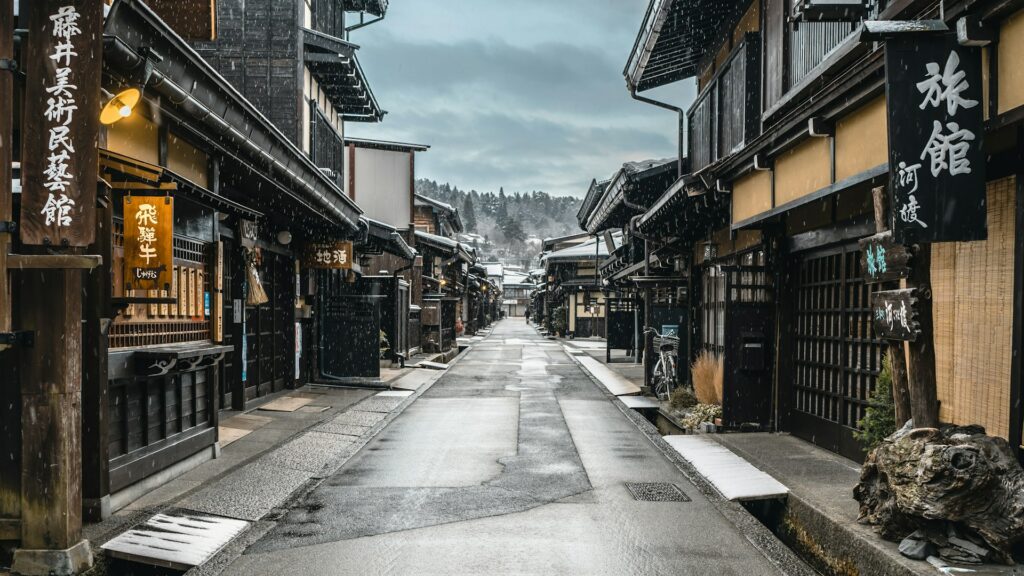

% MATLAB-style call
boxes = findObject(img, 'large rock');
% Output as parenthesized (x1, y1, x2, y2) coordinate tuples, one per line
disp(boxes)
(854, 423, 1024, 564)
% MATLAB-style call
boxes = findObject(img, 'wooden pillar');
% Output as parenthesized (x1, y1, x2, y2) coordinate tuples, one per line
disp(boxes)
(82, 183, 112, 521)
(907, 242, 939, 428)
(871, 187, 912, 426)
(0, 0, 12, 352)
(0, 0, 20, 541)
(13, 263, 94, 573)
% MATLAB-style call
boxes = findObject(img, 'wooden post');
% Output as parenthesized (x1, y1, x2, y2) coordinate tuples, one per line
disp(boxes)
(907, 242, 939, 428)
(0, 0, 12, 351)
(10, 0, 98, 571)
(872, 186, 912, 426)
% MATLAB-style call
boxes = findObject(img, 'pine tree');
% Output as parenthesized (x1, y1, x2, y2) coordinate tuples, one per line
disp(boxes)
(462, 196, 478, 232)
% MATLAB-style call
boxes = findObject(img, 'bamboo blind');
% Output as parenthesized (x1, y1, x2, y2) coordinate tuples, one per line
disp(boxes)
(931, 176, 1015, 439)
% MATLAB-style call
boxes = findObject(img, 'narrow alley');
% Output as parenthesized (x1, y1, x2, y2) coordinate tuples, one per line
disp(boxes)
(213, 319, 797, 576)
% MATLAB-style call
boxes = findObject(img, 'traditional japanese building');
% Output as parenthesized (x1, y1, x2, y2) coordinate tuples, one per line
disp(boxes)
(626, 0, 1024, 460)
(540, 233, 610, 338)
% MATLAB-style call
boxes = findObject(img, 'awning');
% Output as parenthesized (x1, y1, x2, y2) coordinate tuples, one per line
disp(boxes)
(637, 173, 722, 240)
(624, 0, 735, 92)
(99, 149, 262, 220)
(582, 159, 679, 234)
(303, 28, 384, 123)
(359, 217, 415, 260)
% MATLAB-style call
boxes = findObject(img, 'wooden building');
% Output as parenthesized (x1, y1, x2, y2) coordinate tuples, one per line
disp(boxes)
(625, 0, 1024, 461)
(540, 234, 610, 338)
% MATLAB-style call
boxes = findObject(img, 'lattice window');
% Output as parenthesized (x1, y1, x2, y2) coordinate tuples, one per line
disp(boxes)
(793, 244, 884, 430)
(110, 219, 213, 349)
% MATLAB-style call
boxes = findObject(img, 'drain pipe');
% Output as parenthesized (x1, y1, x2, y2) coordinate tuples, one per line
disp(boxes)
(630, 88, 685, 178)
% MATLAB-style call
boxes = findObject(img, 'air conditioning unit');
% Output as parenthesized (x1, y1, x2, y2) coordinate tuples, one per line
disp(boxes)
(793, 0, 869, 22)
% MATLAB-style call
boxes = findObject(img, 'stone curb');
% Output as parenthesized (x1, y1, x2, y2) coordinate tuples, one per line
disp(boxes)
(563, 348, 817, 576)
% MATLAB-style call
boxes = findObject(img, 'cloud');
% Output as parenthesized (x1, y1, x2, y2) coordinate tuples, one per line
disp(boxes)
(346, 1, 695, 197)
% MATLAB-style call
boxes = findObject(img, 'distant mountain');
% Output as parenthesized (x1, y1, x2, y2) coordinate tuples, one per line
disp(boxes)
(416, 179, 583, 265)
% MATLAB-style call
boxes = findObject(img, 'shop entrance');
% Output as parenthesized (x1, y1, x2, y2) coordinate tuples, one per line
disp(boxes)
(243, 251, 295, 402)
(782, 242, 884, 461)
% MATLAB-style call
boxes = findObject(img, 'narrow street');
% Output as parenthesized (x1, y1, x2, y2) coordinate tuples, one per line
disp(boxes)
(214, 319, 784, 576)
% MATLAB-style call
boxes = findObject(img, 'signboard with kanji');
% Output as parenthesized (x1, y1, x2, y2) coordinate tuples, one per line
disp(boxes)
(123, 196, 174, 291)
(858, 231, 912, 284)
(302, 241, 353, 270)
(871, 289, 920, 341)
(19, 0, 102, 246)
(885, 34, 986, 244)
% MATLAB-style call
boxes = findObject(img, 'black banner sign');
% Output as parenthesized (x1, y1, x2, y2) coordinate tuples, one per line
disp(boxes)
(871, 289, 920, 341)
(859, 231, 912, 284)
(885, 34, 986, 244)
(19, 0, 101, 246)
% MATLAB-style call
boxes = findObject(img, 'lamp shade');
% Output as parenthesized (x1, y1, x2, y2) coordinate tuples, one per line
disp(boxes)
(100, 88, 142, 125)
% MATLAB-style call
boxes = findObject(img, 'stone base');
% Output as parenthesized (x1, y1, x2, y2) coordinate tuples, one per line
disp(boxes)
(11, 540, 93, 576)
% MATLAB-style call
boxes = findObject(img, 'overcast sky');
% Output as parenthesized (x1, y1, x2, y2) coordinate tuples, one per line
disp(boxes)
(345, 0, 696, 199)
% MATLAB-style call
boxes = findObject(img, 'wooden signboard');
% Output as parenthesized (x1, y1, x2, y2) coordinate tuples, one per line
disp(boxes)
(858, 231, 912, 284)
(871, 289, 920, 341)
(19, 0, 102, 246)
(303, 241, 353, 270)
(123, 196, 174, 291)
(885, 34, 986, 243)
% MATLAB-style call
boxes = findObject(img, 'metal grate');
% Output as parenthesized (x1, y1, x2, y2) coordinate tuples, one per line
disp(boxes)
(625, 482, 691, 502)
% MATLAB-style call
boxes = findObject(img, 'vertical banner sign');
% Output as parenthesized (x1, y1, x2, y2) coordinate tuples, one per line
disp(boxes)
(20, 0, 101, 246)
(886, 34, 986, 244)
(123, 196, 174, 291)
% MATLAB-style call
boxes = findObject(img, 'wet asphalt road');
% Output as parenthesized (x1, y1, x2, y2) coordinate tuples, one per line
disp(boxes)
(219, 319, 784, 576)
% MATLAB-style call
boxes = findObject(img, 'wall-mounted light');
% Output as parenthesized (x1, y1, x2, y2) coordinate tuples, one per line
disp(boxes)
(439, 278, 448, 288)
(276, 230, 293, 245)
(100, 87, 141, 125)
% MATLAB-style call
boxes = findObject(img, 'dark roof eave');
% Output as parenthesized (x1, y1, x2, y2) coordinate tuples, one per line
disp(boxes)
(105, 0, 363, 232)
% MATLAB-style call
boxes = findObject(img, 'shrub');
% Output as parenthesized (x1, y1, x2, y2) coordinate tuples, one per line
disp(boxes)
(691, 350, 723, 405)
(669, 388, 698, 411)
(853, 352, 897, 450)
(682, 403, 723, 430)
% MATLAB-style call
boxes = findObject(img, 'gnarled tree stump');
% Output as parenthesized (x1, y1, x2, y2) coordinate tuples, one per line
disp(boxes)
(854, 423, 1024, 564)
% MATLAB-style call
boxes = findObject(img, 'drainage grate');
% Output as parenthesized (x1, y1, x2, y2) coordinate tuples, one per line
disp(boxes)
(625, 482, 691, 502)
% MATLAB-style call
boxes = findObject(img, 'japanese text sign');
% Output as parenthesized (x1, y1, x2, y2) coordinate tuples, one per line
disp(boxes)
(19, 1, 101, 246)
(885, 34, 986, 244)
(302, 241, 353, 270)
(123, 196, 174, 291)
(871, 289, 920, 341)
(858, 231, 911, 284)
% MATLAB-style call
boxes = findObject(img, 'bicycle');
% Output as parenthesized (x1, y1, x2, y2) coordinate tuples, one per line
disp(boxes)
(645, 327, 678, 400)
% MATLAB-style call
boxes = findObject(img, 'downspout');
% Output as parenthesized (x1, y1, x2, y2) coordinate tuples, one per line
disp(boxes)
(629, 88, 685, 178)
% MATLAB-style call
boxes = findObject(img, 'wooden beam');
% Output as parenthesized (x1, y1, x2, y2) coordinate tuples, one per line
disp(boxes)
(0, 518, 20, 540)
(7, 254, 103, 270)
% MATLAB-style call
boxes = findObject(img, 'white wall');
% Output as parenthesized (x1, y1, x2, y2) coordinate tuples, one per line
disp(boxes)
(348, 147, 412, 229)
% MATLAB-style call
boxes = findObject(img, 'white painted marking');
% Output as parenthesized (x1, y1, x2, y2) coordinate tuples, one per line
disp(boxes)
(663, 435, 789, 501)
(102, 513, 250, 570)
(377, 390, 414, 397)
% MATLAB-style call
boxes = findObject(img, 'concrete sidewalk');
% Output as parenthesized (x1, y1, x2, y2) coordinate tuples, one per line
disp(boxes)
(82, 365, 450, 574)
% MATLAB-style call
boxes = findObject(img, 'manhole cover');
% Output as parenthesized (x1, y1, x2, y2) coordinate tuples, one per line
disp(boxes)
(625, 482, 691, 502)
